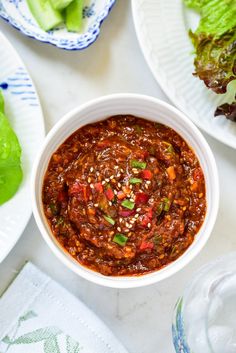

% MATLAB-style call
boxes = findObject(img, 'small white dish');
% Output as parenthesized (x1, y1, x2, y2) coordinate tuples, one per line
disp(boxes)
(0, 31, 45, 262)
(132, 0, 236, 149)
(32, 94, 219, 288)
(0, 0, 116, 50)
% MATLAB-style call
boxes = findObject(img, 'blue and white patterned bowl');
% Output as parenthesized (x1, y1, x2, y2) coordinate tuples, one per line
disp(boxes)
(0, 0, 116, 50)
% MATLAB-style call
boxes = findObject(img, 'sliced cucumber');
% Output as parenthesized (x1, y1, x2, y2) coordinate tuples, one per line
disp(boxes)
(27, 0, 63, 31)
(50, 0, 73, 10)
(66, 0, 83, 32)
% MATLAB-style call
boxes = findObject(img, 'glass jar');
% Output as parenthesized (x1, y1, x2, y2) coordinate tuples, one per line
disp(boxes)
(172, 253, 236, 353)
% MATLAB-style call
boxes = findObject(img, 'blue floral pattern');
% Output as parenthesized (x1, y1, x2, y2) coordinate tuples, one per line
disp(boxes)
(0, 0, 116, 50)
(0, 67, 38, 108)
(172, 298, 192, 353)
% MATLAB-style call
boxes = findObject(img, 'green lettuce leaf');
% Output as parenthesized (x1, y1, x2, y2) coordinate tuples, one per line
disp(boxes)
(185, 0, 236, 94)
(0, 91, 23, 205)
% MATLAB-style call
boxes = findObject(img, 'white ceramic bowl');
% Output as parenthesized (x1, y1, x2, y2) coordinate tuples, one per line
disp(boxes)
(31, 94, 219, 288)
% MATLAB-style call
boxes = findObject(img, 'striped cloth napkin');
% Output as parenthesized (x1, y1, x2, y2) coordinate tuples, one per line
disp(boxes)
(0, 262, 128, 353)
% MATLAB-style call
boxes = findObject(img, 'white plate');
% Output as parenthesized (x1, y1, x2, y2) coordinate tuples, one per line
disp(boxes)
(0, 32, 45, 262)
(132, 0, 236, 149)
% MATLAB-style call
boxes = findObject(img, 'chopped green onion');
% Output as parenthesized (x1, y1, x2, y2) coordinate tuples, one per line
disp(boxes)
(166, 145, 175, 154)
(163, 141, 175, 154)
(131, 160, 147, 169)
(121, 199, 135, 210)
(103, 215, 115, 225)
(163, 197, 171, 212)
(149, 146, 156, 155)
(57, 216, 64, 225)
(49, 202, 59, 216)
(113, 233, 128, 246)
(156, 202, 164, 216)
(170, 245, 178, 256)
(129, 177, 142, 184)
(134, 125, 142, 133)
(153, 234, 162, 246)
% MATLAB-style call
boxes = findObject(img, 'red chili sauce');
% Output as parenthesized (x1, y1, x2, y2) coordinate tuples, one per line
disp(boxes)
(42, 115, 206, 276)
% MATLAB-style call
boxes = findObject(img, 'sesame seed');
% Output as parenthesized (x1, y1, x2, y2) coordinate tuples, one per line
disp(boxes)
(145, 184, 149, 189)
(117, 173, 121, 178)
(127, 194, 131, 198)
(117, 227, 121, 232)
(135, 214, 139, 218)
(110, 175, 114, 179)
(136, 208, 141, 212)
(133, 170, 139, 174)
(130, 198, 134, 202)
(119, 218, 123, 223)
(90, 184, 94, 189)
(114, 166, 119, 170)
(146, 180, 151, 185)
(120, 169, 124, 173)
(105, 178, 110, 183)
(132, 168, 138, 172)
(130, 220, 135, 224)
(96, 171, 100, 176)
(125, 222, 130, 227)
(130, 185, 133, 189)
(128, 224, 133, 228)
(88, 177, 91, 183)
(118, 183, 121, 188)
(101, 181, 105, 185)
(90, 167, 94, 172)
(114, 190, 118, 195)
(94, 204, 98, 207)
(147, 223, 151, 228)
(124, 229, 129, 232)
(109, 201, 112, 206)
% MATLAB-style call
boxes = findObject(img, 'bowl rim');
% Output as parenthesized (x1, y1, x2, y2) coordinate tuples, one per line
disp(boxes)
(0, 0, 116, 51)
(31, 93, 219, 288)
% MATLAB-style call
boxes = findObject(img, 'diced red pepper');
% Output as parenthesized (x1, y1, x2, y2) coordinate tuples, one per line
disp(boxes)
(69, 183, 90, 201)
(57, 190, 67, 202)
(70, 183, 82, 194)
(138, 150, 149, 159)
(96, 140, 111, 150)
(140, 241, 154, 250)
(118, 210, 135, 217)
(117, 191, 126, 200)
(146, 208, 153, 219)
(105, 187, 114, 201)
(135, 192, 149, 205)
(193, 168, 203, 181)
(140, 169, 152, 180)
(94, 182, 103, 193)
(140, 214, 150, 227)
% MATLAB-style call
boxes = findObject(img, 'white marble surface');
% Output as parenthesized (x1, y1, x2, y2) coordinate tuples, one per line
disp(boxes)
(0, 2, 236, 353)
